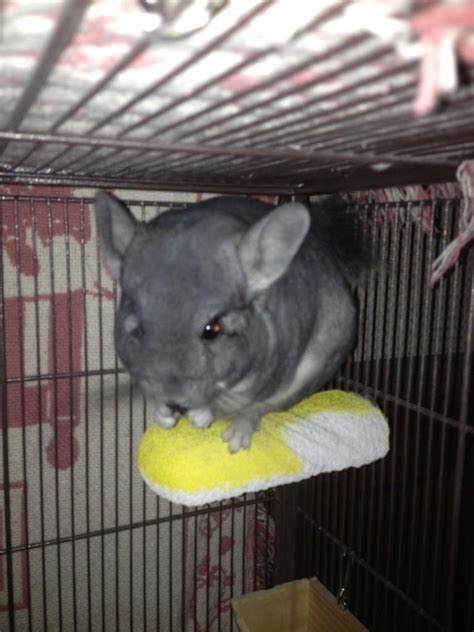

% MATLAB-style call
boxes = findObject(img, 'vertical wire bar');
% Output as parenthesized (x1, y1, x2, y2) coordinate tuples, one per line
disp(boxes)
(142, 403, 147, 632)
(63, 199, 78, 630)
(393, 205, 415, 632)
(314, 481, 321, 583)
(129, 381, 135, 632)
(295, 480, 311, 577)
(382, 203, 411, 627)
(193, 508, 198, 632)
(229, 498, 235, 632)
(367, 202, 388, 627)
(374, 202, 392, 578)
(456, 266, 472, 631)
(218, 501, 223, 631)
(140, 202, 147, 632)
(370, 202, 389, 400)
(351, 201, 369, 393)
(416, 200, 437, 611)
(114, 278, 120, 632)
(329, 482, 336, 593)
(253, 499, 258, 591)
(375, 200, 397, 628)
(380, 204, 402, 631)
(365, 208, 384, 584)
(12, 197, 33, 630)
(350, 200, 370, 618)
(339, 188, 357, 559)
(206, 504, 211, 627)
(324, 473, 337, 592)
(155, 493, 160, 629)
(310, 489, 317, 578)
(400, 205, 423, 631)
(169, 501, 173, 632)
(465, 544, 474, 630)
(362, 207, 378, 624)
(357, 206, 377, 620)
(308, 480, 315, 581)
(450, 223, 469, 433)
(309, 484, 321, 577)
(328, 478, 337, 591)
(95, 217, 106, 630)
(424, 202, 449, 623)
(427, 207, 451, 619)
(420, 202, 455, 613)
(443, 241, 473, 630)
(264, 494, 270, 589)
(432, 202, 462, 626)
(79, 199, 93, 631)
(339, 184, 355, 586)
(193, 507, 198, 632)
(242, 497, 247, 594)
(445, 201, 466, 422)
(30, 199, 48, 629)
(358, 201, 377, 624)
(313, 468, 322, 583)
(0, 198, 16, 632)
(181, 505, 186, 632)
(301, 481, 309, 578)
(276, 482, 297, 584)
(156, 495, 161, 631)
(47, 198, 64, 632)
(404, 200, 427, 602)
(321, 475, 329, 586)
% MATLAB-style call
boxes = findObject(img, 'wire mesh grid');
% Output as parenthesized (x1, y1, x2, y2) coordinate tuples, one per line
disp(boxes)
(0, 190, 276, 632)
(0, 0, 473, 194)
(1, 188, 472, 631)
(0, 1, 473, 630)
(287, 196, 474, 632)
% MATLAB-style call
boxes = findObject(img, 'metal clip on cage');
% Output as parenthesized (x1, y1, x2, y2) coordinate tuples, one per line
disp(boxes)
(138, 0, 229, 38)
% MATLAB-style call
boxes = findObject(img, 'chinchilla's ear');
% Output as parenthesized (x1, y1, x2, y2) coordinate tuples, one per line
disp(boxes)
(94, 190, 137, 279)
(238, 202, 310, 296)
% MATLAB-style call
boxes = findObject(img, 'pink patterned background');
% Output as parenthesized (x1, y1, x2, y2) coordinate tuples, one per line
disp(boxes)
(0, 184, 274, 631)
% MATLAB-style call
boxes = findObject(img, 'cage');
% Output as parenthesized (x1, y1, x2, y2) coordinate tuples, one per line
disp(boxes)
(0, 1, 473, 631)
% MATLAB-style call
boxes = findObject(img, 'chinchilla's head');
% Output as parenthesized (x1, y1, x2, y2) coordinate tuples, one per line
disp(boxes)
(94, 191, 310, 416)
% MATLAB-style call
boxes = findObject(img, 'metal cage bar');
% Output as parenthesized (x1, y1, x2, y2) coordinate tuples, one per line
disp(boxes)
(0, 192, 277, 632)
(0, 2, 473, 194)
(286, 196, 473, 632)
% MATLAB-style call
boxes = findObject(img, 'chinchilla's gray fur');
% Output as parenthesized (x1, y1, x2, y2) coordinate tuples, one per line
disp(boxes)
(94, 191, 369, 452)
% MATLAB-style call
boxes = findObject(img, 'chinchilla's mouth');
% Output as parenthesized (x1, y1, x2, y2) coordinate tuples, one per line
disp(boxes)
(131, 372, 214, 409)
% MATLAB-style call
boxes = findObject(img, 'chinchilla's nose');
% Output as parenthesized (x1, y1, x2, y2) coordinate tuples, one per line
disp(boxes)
(167, 402, 188, 416)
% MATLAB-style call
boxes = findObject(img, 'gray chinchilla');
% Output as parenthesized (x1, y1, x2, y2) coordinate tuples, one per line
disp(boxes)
(94, 192, 370, 452)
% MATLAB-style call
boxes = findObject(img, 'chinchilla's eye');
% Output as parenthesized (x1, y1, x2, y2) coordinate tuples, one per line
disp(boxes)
(131, 324, 144, 340)
(202, 318, 222, 341)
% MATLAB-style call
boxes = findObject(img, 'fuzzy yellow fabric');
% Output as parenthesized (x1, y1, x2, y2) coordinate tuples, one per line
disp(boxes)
(137, 390, 388, 506)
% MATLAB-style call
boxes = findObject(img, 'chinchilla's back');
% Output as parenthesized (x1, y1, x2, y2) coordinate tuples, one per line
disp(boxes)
(308, 196, 372, 286)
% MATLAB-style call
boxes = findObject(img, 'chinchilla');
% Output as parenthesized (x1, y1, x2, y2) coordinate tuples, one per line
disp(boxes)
(94, 191, 370, 453)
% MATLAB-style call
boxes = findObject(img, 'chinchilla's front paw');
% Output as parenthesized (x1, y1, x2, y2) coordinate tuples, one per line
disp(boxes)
(149, 403, 178, 429)
(187, 407, 213, 429)
(222, 417, 257, 453)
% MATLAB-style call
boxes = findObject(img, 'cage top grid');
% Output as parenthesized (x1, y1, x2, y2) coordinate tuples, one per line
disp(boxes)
(0, 0, 473, 194)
